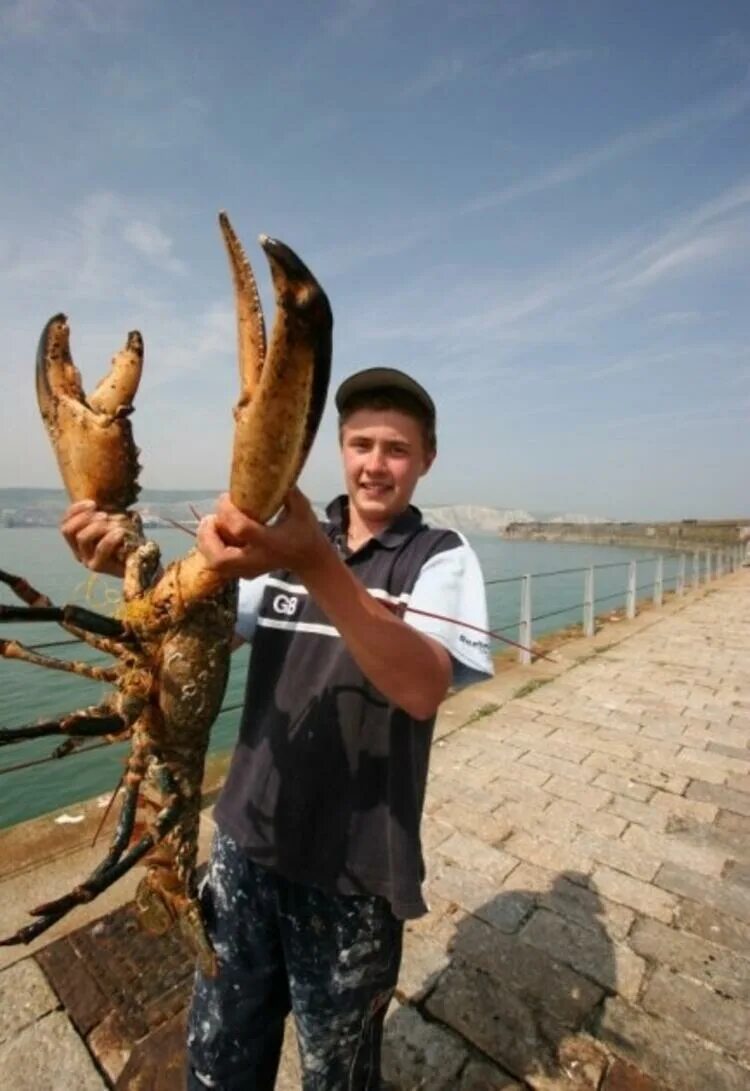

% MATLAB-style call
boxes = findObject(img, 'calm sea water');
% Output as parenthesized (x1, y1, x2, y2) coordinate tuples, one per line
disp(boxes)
(0, 527, 678, 828)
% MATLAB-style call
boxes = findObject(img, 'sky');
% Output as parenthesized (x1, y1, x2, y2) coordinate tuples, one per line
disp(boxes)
(1, 0, 749, 520)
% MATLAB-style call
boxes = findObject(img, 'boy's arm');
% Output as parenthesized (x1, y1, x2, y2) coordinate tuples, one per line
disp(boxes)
(300, 546, 452, 720)
(199, 490, 452, 720)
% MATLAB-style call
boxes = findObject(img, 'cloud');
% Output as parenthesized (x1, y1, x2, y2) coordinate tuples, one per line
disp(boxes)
(600, 179, 750, 297)
(98, 66, 208, 152)
(711, 30, 750, 68)
(502, 47, 595, 75)
(324, 0, 379, 38)
(122, 220, 185, 275)
(616, 224, 744, 292)
(602, 399, 750, 432)
(1, 0, 132, 35)
(651, 310, 702, 327)
(399, 55, 466, 100)
(463, 79, 750, 214)
(6, 190, 187, 300)
(319, 224, 431, 277)
(341, 172, 750, 415)
(135, 301, 235, 391)
(398, 44, 591, 102)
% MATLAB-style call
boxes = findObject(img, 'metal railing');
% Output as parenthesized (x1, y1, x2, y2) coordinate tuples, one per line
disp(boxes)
(0, 543, 745, 781)
(485, 544, 745, 665)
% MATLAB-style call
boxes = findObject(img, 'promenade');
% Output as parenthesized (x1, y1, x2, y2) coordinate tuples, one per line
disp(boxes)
(1, 569, 749, 1089)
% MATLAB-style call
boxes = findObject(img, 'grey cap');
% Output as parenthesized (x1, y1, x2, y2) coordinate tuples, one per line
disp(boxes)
(335, 367, 435, 420)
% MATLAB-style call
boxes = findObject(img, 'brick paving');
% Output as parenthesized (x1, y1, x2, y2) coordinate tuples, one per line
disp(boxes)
(0, 570, 748, 1088)
(389, 571, 750, 1090)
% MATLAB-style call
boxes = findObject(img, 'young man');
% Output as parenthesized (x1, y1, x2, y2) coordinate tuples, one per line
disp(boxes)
(62, 368, 493, 1090)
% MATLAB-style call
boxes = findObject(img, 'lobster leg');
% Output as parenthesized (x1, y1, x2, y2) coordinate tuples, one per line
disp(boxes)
(0, 602, 126, 638)
(0, 767, 183, 947)
(34, 780, 143, 918)
(0, 639, 118, 683)
(0, 710, 127, 747)
(0, 568, 52, 607)
(0, 568, 134, 658)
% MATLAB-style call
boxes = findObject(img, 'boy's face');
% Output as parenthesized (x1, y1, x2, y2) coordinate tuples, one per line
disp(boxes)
(340, 407, 435, 526)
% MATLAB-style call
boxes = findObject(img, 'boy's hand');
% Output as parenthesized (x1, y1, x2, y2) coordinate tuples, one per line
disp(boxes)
(60, 500, 128, 577)
(197, 489, 331, 580)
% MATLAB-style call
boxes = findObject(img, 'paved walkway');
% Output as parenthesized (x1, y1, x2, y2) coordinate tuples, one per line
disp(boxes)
(0, 570, 748, 1089)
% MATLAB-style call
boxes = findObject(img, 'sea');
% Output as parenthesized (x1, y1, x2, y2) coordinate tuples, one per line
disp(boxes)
(0, 527, 682, 829)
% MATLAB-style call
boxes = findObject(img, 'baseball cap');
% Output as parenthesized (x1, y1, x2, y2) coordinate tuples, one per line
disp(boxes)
(335, 367, 436, 421)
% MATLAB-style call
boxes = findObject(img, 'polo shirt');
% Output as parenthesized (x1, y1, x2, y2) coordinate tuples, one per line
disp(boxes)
(213, 495, 494, 918)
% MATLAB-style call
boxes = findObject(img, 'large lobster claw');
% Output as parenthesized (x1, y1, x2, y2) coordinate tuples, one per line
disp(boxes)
(142, 217, 334, 618)
(36, 315, 143, 511)
(220, 213, 333, 522)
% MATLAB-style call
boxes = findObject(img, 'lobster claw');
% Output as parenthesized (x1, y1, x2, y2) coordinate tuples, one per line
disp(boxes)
(220, 214, 333, 522)
(36, 314, 143, 511)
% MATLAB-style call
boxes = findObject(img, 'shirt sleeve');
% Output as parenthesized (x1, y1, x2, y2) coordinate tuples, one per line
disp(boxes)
(235, 575, 269, 643)
(403, 535, 494, 688)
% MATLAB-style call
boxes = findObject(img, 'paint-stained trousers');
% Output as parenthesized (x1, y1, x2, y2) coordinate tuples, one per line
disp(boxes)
(186, 831, 403, 1090)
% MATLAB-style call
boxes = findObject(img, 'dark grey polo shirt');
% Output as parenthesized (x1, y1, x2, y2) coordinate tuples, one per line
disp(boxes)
(213, 496, 493, 918)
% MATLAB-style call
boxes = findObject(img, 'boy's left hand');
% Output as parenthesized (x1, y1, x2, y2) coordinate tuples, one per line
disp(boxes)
(197, 488, 331, 580)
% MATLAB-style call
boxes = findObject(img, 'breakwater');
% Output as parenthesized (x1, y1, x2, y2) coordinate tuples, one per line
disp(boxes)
(503, 518, 750, 551)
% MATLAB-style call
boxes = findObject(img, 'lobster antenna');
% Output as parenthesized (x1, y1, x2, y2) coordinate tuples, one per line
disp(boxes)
(161, 516, 197, 538)
(91, 772, 125, 848)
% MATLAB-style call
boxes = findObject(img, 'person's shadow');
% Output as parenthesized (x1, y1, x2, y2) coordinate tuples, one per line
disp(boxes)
(383, 871, 616, 1089)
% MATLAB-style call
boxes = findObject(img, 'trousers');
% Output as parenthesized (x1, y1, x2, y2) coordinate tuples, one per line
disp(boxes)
(186, 830, 404, 1090)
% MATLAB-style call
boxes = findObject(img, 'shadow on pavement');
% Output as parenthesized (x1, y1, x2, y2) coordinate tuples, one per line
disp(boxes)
(384, 870, 618, 1090)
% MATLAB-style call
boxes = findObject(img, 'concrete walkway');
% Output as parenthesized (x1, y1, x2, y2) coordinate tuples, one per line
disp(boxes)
(1, 571, 748, 1089)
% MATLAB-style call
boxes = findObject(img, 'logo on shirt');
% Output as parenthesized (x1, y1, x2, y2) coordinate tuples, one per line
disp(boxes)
(459, 632, 489, 652)
(272, 593, 299, 617)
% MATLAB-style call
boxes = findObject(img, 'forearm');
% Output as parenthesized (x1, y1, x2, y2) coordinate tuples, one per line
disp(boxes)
(302, 545, 452, 719)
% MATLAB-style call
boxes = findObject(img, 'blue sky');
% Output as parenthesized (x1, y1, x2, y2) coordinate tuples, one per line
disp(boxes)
(1, 0, 748, 519)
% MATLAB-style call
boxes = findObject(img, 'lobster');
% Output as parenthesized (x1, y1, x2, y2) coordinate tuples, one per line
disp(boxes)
(0, 214, 332, 975)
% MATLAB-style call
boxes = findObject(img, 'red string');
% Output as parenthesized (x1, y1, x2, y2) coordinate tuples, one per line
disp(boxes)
(394, 603, 557, 664)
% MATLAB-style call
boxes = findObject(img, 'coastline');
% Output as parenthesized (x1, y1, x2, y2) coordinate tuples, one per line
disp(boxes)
(502, 518, 749, 551)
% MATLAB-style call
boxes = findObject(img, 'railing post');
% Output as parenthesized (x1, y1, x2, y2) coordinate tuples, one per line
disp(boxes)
(518, 574, 532, 665)
(677, 554, 686, 596)
(718, 550, 724, 578)
(626, 560, 637, 619)
(704, 550, 711, 583)
(653, 556, 663, 606)
(583, 567, 595, 637)
(692, 552, 699, 589)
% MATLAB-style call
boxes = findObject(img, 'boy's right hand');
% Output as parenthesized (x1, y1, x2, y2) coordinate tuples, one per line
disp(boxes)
(60, 500, 128, 577)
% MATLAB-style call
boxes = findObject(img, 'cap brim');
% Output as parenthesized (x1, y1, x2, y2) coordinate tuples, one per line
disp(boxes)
(335, 367, 435, 418)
